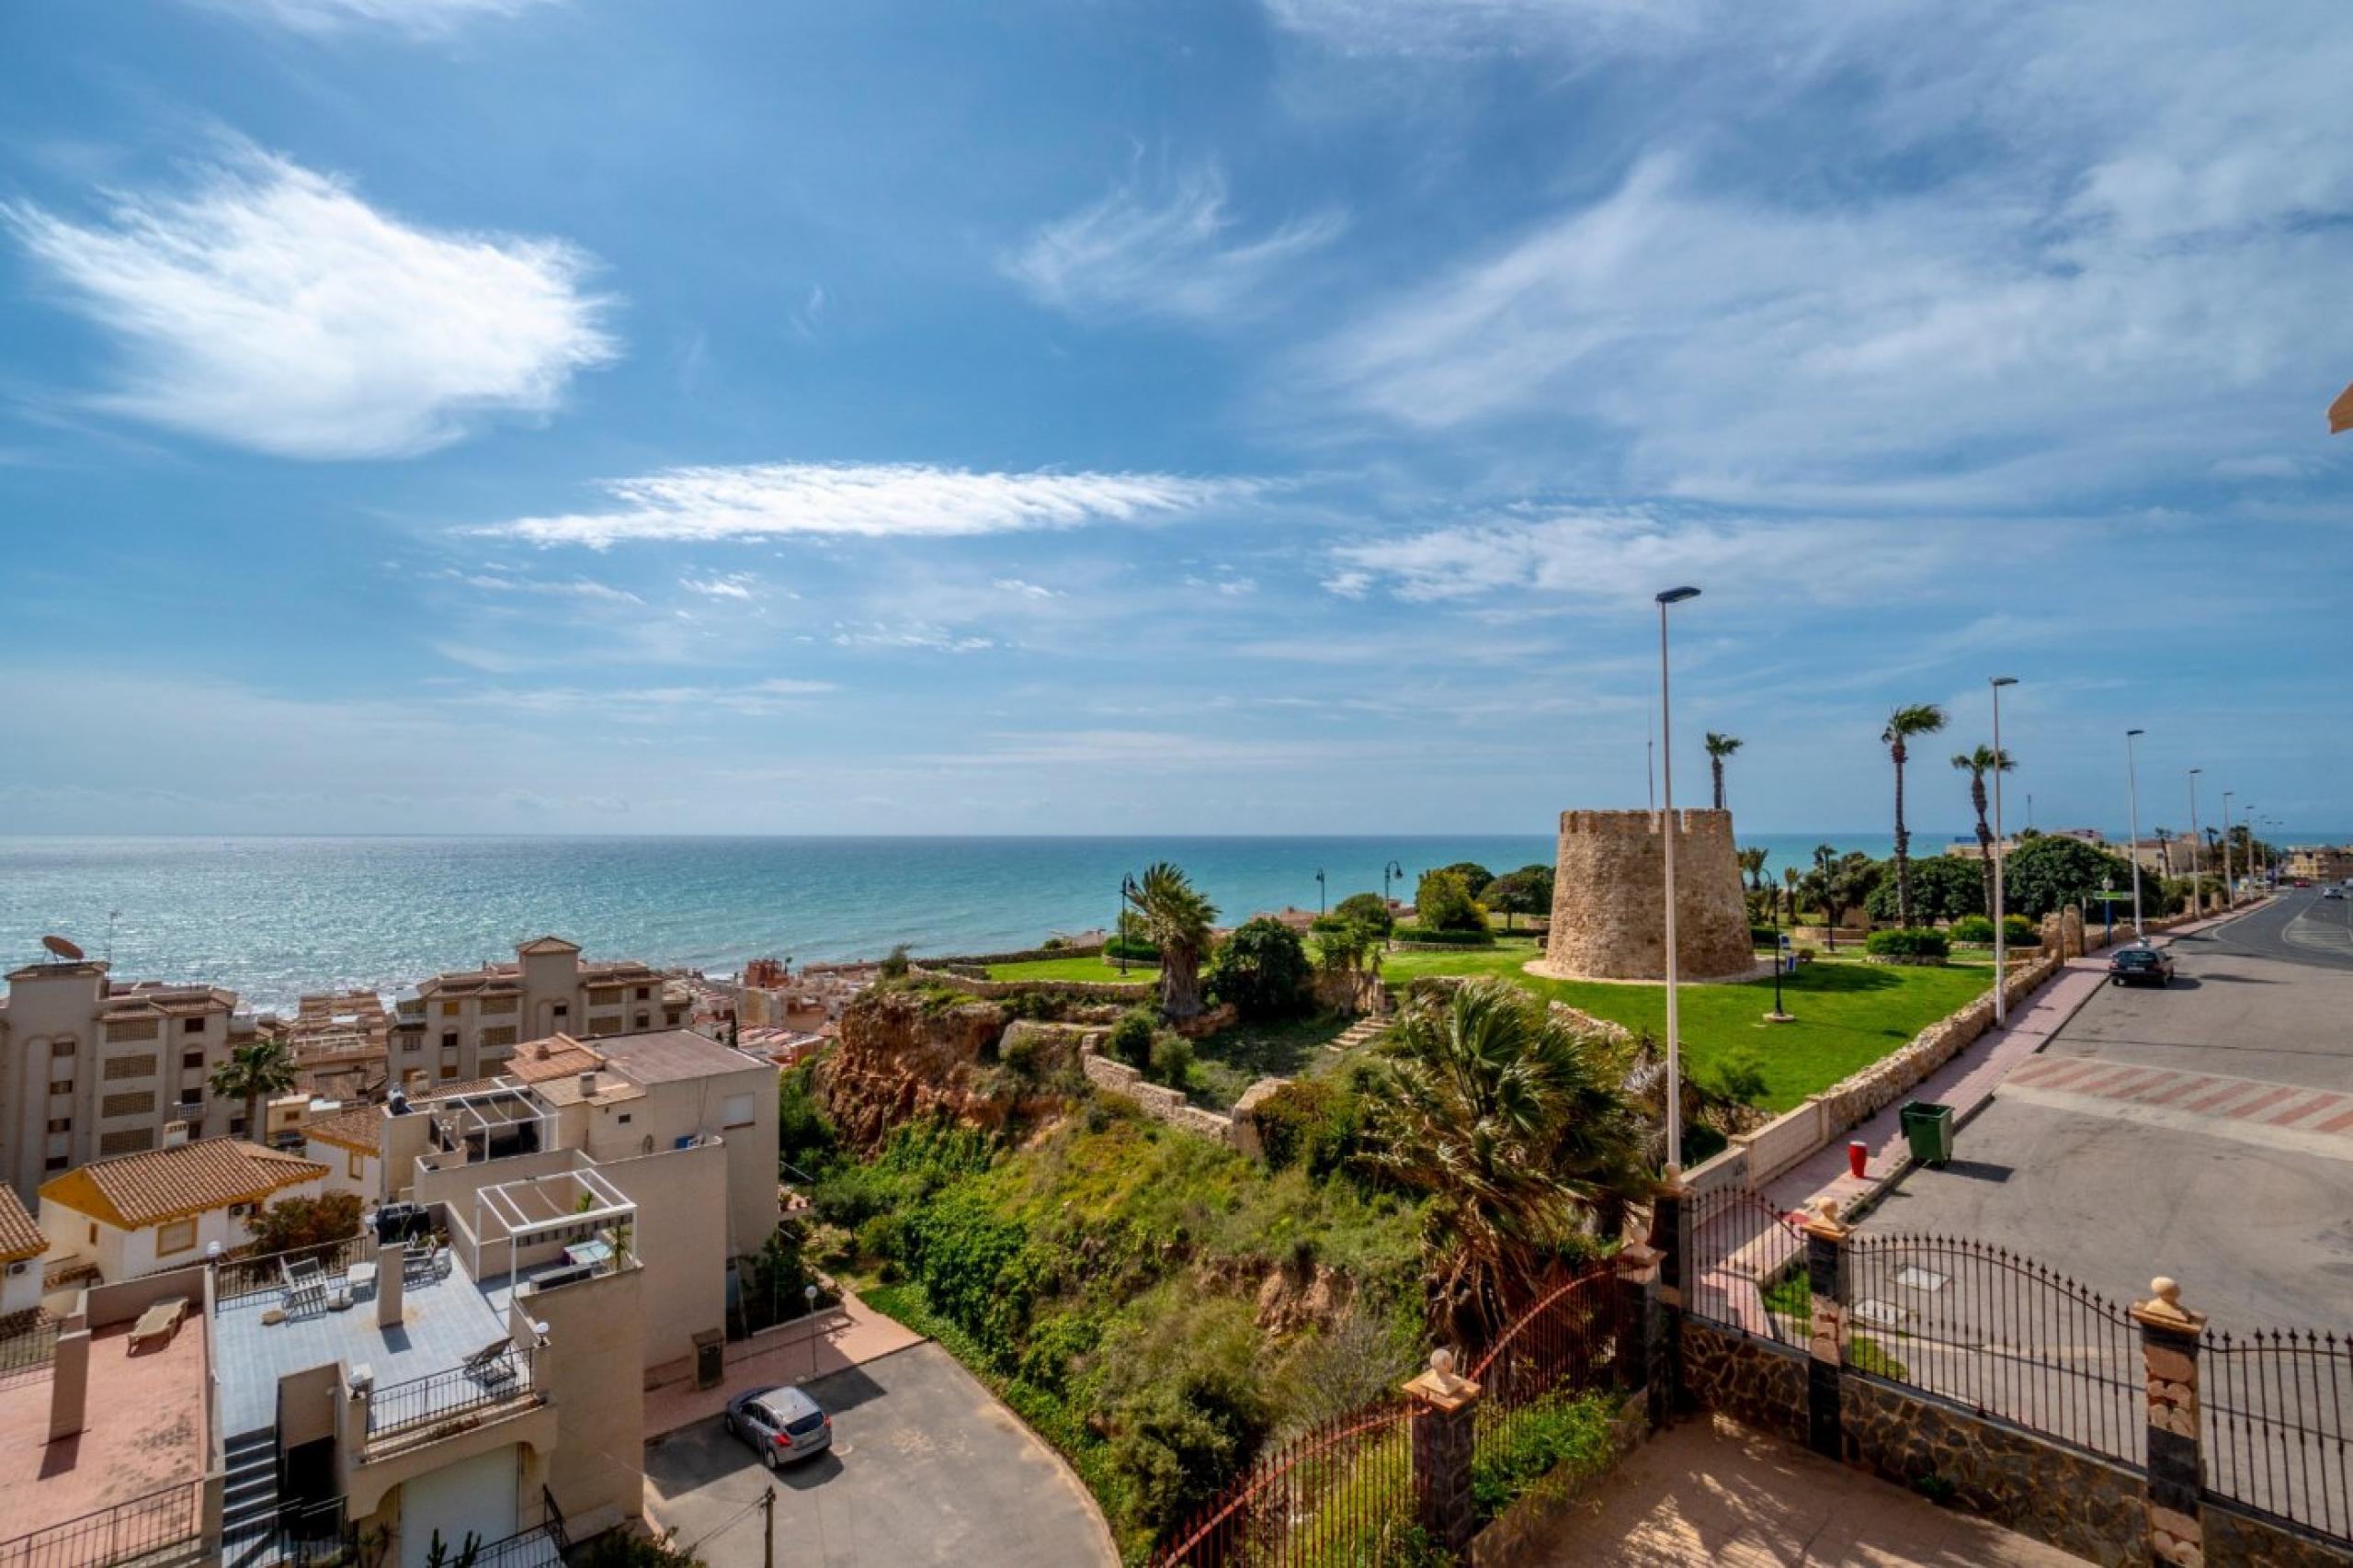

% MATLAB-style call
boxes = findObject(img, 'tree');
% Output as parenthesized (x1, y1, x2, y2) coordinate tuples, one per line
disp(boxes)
(1704, 732, 1743, 812)
(1205, 917, 1312, 1020)
(2003, 835, 2160, 920)
(1313, 917, 1386, 979)
(1802, 853, 1882, 950)
(1329, 892, 1395, 936)
(2152, 826, 2176, 876)
(247, 1191, 363, 1256)
(1360, 979, 1645, 1337)
(1881, 704, 1949, 928)
(1864, 853, 1984, 925)
(1951, 744, 2016, 917)
(211, 1039, 299, 1142)
(1480, 867, 1552, 930)
(1436, 861, 1495, 893)
(1128, 863, 1218, 1018)
(1413, 869, 1489, 934)
(1736, 846, 1769, 894)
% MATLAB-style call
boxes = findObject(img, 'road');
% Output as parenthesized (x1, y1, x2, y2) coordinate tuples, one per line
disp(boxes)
(644, 1341, 1115, 1568)
(1860, 890, 2353, 1331)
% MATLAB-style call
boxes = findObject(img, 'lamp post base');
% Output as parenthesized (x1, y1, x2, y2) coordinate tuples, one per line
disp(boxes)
(1763, 1010, 1796, 1023)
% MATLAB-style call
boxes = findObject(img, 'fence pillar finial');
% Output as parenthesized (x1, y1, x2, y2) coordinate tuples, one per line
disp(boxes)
(1404, 1350, 1482, 1556)
(2131, 1276, 2209, 1568)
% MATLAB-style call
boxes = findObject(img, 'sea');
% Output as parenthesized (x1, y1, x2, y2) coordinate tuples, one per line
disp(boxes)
(0, 830, 2023, 1012)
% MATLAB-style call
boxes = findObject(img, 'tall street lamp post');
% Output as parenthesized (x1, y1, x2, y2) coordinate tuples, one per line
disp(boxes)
(2222, 791, 2236, 908)
(2125, 730, 2146, 940)
(1655, 585, 1700, 1174)
(1314, 868, 1326, 917)
(2188, 769, 2205, 917)
(1117, 872, 1139, 975)
(1991, 677, 2018, 1026)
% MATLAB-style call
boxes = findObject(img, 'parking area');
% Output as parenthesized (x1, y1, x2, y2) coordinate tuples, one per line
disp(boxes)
(644, 1341, 1115, 1567)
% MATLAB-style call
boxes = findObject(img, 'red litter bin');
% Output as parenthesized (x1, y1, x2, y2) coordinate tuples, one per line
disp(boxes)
(1847, 1141, 1868, 1178)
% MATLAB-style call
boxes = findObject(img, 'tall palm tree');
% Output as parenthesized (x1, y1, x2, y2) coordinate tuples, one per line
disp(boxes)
(1703, 732, 1743, 812)
(2153, 826, 2175, 877)
(1881, 704, 1949, 928)
(1361, 979, 1644, 1338)
(1736, 846, 1769, 894)
(1127, 861, 1218, 1018)
(1950, 744, 2016, 918)
(210, 1038, 299, 1142)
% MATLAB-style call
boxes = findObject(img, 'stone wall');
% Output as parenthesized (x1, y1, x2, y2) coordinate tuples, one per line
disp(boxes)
(1538, 809, 1753, 982)
(1465, 1395, 1653, 1568)
(1840, 1375, 2144, 1566)
(2203, 1502, 2353, 1568)
(1077, 1048, 1290, 1151)
(922, 939, 1108, 966)
(1681, 1322, 1808, 1448)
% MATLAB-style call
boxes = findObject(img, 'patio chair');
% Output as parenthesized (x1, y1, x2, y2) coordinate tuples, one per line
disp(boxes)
(463, 1337, 519, 1391)
(281, 1257, 326, 1317)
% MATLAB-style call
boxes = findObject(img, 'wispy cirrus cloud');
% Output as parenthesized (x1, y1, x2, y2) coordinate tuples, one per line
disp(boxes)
(1005, 165, 1345, 324)
(444, 570, 641, 605)
(451, 676, 835, 719)
(483, 461, 1256, 548)
(195, 0, 558, 36)
(4, 148, 615, 459)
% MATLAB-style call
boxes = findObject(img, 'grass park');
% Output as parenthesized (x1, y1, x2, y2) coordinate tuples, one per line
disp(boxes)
(983, 953, 1158, 983)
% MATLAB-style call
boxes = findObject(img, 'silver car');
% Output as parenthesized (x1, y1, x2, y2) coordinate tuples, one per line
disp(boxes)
(724, 1383, 833, 1468)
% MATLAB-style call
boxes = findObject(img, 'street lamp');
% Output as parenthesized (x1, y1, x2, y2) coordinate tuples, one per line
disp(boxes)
(1655, 585, 1700, 1174)
(1117, 872, 1140, 975)
(2188, 769, 2205, 916)
(1382, 858, 1404, 908)
(1314, 868, 1326, 917)
(2222, 790, 2236, 909)
(1991, 678, 2018, 1026)
(2125, 730, 2146, 940)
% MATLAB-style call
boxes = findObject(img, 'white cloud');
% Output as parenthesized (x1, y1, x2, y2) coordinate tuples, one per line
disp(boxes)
(830, 623, 997, 654)
(485, 461, 1254, 548)
(4, 149, 615, 459)
(993, 577, 1061, 600)
(1262, 0, 1709, 58)
(452, 677, 835, 718)
(1005, 165, 1345, 324)
(198, 0, 556, 36)
(448, 570, 641, 605)
(681, 574, 757, 601)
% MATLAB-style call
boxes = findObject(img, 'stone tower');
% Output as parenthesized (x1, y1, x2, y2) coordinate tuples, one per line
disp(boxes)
(1534, 809, 1754, 983)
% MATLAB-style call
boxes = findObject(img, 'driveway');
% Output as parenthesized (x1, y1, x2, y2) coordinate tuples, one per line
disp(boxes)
(643, 1341, 1115, 1567)
(1861, 891, 2353, 1328)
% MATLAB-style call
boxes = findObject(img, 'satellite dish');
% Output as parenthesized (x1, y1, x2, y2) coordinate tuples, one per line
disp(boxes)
(41, 935, 85, 961)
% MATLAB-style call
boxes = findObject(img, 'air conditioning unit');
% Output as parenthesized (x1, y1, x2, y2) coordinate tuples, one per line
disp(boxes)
(161, 1120, 191, 1149)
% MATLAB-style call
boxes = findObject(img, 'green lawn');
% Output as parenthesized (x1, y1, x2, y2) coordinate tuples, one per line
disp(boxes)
(1378, 937, 1995, 1112)
(983, 954, 1158, 983)
(1187, 1011, 1356, 1109)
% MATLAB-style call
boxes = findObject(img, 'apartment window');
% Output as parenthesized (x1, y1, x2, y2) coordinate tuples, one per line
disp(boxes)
(183, 1017, 205, 1035)
(87, 1223, 97, 1245)
(101, 1091, 155, 1119)
(441, 1031, 459, 1051)
(102, 1054, 157, 1081)
(348, 1150, 365, 1181)
(635, 985, 651, 1001)
(157, 1217, 198, 1256)
(51, 1039, 75, 1059)
(722, 1091, 756, 1130)
(49, 1080, 72, 1096)
(634, 1013, 651, 1030)
(46, 1118, 70, 1135)
(479, 1025, 517, 1049)
(44, 1156, 67, 1174)
(438, 1064, 458, 1081)
(182, 1050, 205, 1071)
(617, 1113, 631, 1126)
(98, 1128, 153, 1156)
(440, 1000, 461, 1017)
(551, 1004, 569, 1019)
(105, 1019, 159, 1043)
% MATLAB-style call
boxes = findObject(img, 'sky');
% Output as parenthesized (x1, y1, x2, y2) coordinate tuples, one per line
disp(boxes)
(1, 0, 2348, 840)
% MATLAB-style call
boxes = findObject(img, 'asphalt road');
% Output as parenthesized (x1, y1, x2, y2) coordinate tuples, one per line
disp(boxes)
(643, 1341, 1115, 1568)
(1859, 890, 2353, 1330)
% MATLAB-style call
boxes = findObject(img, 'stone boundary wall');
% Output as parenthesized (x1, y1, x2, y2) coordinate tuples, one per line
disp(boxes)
(1681, 1322, 1808, 1449)
(2203, 1501, 2353, 1568)
(905, 962, 1155, 1003)
(921, 939, 1108, 967)
(1839, 1369, 2143, 1563)
(1076, 1048, 1289, 1158)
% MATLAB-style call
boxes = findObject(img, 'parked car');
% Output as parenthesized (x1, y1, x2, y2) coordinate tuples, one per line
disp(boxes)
(2325, 887, 2345, 901)
(2108, 946, 2176, 987)
(724, 1384, 833, 1468)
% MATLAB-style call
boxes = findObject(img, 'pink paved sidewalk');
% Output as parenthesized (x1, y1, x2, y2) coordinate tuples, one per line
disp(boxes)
(1762, 903, 2261, 1221)
(642, 1285, 925, 1437)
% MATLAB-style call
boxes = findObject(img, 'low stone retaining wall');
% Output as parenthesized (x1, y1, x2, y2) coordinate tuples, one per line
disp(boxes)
(2203, 1501, 2353, 1568)
(921, 939, 1108, 966)
(1077, 1047, 1289, 1156)
(1465, 1395, 1653, 1567)
(906, 962, 1154, 1003)
(1681, 1323, 1808, 1449)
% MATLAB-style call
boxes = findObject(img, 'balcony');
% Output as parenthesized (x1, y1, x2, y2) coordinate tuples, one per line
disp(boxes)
(365, 1342, 540, 1447)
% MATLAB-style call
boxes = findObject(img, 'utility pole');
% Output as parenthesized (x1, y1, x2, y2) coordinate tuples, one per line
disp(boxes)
(762, 1484, 777, 1568)
(2222, 790, 2235, 909)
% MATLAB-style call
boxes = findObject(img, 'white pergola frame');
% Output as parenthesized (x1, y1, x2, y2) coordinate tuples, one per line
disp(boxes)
(472, 1164, 636, 1291)
(431, 1080, 555, 1165)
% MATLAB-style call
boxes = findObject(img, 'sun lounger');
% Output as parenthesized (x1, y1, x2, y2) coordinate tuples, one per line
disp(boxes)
(130, 1297, 188, 1350)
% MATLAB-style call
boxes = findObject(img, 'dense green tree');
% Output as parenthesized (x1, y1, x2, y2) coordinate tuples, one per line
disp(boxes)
(1128, 861, 1218, 1018)
(2003, 836, 2161, 920)
(1435, 861, 1495, 893)
(247, 1191, 363, 1256)
(1705, 732, 1743, 811)
(1479, 867, 1552, 930)
(1360, 978, 1645, 1337)
(1801, 853, 1883, 950)
(1205, 916, 1313, 1020)
(1881, 704, 1949, 927)
(1330, 891, 1395, 936)
(210, 1038, 299, 1141)
(1864, 853, 1985, 925)
(778, 1058, 838, 1180)
(1413, 869, 1489, 934)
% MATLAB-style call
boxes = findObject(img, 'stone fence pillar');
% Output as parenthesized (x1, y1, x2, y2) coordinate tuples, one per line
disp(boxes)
(1801, 1199, 1851, 1459)
(1404, 1350, 1482, 1557)
(1649, 1173, 1688, 1417)
(1614, 1242, 1663, 1428)
(2132, 1278, 2208, 1567)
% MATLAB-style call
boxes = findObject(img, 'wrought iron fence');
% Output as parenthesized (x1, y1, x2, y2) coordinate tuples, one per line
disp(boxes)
(0, 1312, 59, 1382)
(212, 1233, 372, 1303)
(1844, 1233, 2142, 1465)
(1686, 1186, 1806, 1343)
(0, 1480, 203, 1568)
(1151, 1401, 1415, 1567)
(1469, 1267, 1625, 1519)
(367, 1343, 537, 1440)
(2202, 1327, 2353, 1543)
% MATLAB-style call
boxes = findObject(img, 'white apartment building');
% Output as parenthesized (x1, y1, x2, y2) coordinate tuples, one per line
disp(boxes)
(390, 937, 689, 1087)
(0, 955, 254, 1205)
(37, 1137, 328, 1287)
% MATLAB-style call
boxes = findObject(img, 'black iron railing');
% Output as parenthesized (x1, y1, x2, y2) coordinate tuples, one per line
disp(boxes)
(1153, 1399, 1415, 1566)
(1686, 1185, 1807, 1343)
(212, 1234, 372, 1302)
(368, 1344, 538, 1440)
(0, 1480, 202, 1568)
(2203, 1326, 2353, 1543)
(0, 1312, 59, 1382)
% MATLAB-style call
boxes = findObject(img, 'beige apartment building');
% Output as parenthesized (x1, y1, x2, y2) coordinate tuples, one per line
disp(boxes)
(0, 956, 255, 1205)
(392, 937, 689, 1087)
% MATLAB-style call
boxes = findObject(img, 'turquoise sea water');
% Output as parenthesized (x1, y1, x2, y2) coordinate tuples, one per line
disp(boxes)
(1, 831, 1958, 1010)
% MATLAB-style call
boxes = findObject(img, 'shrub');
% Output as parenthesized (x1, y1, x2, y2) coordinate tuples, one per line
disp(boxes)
(1949, 915, 1995, 944)
(1247, 1078, 1358, 1176)
(1204, 916, 1312, 1020)
(248, 1191, 363, 1256)
(1865, 854, 1986, 925)
(1866, 927, 1950, 960)
(1331, 892, 1396, 936)
(1413, 869, 1490, 934)
(1392, 926, 1495, 947)
(879, 943, 911, 980)
(856, 1211, 906, 1265)
(2004, 913, 2039, 945)
(1149, 1033, 1194, 1089)
(1040, 937, 1065, 951)
(1749, 923, 1782, 946)
(1701, 1047, 1770, 1108)
(1106, 1007, 1157, 1069)
(1104, 937, 1161, 962)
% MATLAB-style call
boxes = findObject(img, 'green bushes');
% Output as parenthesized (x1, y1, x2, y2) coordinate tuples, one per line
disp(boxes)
(1866, 927, 1950, 960)
(1469, 1390, 1622, 1526)
(1327, 892, 1396, 936)
(1247, 1077, 1360, 1177)
(1949, 914, 1995, 943)
(1205, 916, 1312, 1020)
(1149, 1032, 1194, 1089)
(1749, 923, 1782, 947)
(1106, 1006, 1157, 1069)
(1413, 869, 1490, 934)
(2005, 913, 2039, 944)
(1391, 926, 1496, 947)
(1104, 937, 1161, 962)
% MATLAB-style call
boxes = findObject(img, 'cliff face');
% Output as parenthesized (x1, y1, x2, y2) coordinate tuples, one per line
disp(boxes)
(820, 989, 1084, 1151)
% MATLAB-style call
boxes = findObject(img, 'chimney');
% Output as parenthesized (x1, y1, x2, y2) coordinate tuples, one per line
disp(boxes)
(577, 1071, 597, 1098)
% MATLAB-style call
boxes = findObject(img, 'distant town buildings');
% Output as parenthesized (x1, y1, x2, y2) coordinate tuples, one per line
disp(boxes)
(2285, 846, 2353, 881)
(392, 936, 690, 1086)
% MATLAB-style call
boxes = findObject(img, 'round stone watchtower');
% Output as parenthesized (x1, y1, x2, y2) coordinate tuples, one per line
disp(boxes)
(1534, 808, 1754, 982)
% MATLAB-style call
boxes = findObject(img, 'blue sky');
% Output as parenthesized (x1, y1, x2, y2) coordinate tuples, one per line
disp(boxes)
(2, 0, 2348, 839)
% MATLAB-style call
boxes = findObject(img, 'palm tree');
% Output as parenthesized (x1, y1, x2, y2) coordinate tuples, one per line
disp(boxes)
(1951, 744, 2016, 918)
(1127, 861, 1218, 1018)
(1704, 732, 1743, 812)
(1360, 979, 1644, 1338)
(2153, 826, 2175, 877)
(1881, 704, 1949, 928)
(1736, 846, 1769, 895)
(210, 1038, 299, 1142)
